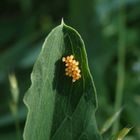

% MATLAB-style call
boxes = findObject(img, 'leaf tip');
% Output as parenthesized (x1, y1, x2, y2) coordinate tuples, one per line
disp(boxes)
(61, 18, 65, 25)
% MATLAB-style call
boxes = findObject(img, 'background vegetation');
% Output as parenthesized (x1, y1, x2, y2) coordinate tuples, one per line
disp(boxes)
(0, 0, 140, 139)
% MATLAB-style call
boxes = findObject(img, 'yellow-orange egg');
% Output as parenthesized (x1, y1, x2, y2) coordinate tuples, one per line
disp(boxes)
(62, 55, 81, 82)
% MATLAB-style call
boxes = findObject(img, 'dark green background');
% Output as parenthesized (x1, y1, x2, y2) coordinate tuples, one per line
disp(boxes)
(0, 0, 140, 139)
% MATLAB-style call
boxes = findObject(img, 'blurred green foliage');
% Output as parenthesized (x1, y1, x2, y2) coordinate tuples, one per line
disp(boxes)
(0, 0, 140, 139)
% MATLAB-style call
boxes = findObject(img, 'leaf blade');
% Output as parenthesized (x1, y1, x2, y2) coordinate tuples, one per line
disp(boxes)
(23, 22, 101, 140)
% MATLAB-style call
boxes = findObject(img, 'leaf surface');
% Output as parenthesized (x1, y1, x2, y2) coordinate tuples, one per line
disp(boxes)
(23, 21, 101, 140)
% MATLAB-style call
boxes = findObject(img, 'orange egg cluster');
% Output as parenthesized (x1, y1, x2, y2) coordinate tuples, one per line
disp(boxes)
(62, 55, 81, 82)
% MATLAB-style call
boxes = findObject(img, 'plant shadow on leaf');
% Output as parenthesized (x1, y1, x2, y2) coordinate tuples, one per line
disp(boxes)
(51, 56, 86, 139)
(50, 25, 101, 139)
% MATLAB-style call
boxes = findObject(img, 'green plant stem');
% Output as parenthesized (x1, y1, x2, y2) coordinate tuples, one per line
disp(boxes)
(13, 106, 21, 140)
(112, 0, 126, 134)
(15, 114, 21, 140)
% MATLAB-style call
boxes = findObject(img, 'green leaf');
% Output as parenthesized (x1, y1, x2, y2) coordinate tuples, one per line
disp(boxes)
(100, 108, 122, 134)
(111, 127, 132, 140)
(23, 21, 102, 140)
